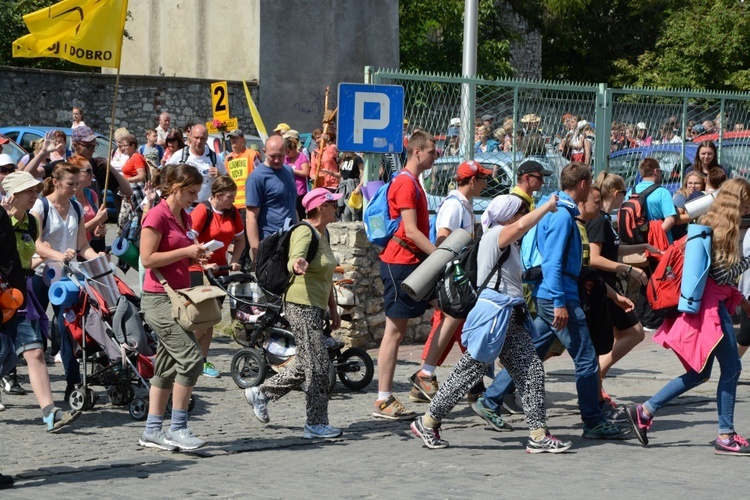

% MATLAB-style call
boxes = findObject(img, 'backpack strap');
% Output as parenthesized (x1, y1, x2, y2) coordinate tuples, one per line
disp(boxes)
(478, 245, 512, 293)
(41, 197, 49, 230)
(199, 200, 214, 238)
(180, 147, 189, 163)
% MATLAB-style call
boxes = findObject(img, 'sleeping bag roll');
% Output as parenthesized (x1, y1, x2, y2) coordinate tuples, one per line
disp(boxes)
(678, 224, 713, 314)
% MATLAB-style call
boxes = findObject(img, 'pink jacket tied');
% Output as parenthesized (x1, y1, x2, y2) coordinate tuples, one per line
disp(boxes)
(653, 278, 743, 373)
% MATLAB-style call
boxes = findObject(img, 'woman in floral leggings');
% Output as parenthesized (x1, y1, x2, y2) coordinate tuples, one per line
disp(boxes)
(410, 194, 573, 453)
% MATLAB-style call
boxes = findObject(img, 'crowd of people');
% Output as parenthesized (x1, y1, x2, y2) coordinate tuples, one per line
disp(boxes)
(1, 106, 749, 487)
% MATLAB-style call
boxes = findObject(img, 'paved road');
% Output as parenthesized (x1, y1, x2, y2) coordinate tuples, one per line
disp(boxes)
(1, 333, 749, 498)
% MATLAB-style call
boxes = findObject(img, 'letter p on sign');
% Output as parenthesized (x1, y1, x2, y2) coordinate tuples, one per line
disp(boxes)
(337, 83, 404, 154)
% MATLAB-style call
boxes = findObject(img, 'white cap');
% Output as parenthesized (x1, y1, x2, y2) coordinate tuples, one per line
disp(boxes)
(450, 117, 460, 127)
(636, 122, 647, 130)
(0, 154, 15, 167)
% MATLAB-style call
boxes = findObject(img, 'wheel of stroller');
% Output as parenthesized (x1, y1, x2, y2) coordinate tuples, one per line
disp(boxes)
(69, 389, 87, 411)
(108, 384, 134, 406)
(83, 388, 97, 410)
(336, 348, 374, 390)
(129, 397, 148, 420)
(230, 348, 267, 389)
(166, 394, 197, 413)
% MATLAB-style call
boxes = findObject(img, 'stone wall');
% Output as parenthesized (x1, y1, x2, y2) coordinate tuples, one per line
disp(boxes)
(0, 66, 258, 137)
(499, 3, 543, 80)
(327, 222, 433, 348)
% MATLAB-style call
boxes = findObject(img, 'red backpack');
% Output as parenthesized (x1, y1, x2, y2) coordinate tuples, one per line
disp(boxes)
(618, 183, 661, 244)
(646, 235, 687, 317)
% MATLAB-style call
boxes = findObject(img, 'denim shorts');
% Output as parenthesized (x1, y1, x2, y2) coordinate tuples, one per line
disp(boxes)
(380, 262, 433, 319)
(7, 314, 43, 355)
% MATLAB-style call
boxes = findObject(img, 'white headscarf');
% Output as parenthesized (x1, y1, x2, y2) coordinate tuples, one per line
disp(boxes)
(481, 194, 522, 231)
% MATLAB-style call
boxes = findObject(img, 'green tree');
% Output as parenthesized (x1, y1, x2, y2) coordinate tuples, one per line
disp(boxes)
(399, 0, 514, 79)
(612, 0, 750, 90)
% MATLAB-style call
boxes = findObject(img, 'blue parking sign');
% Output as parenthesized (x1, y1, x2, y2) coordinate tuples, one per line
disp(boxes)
(337, 83, 404, 153)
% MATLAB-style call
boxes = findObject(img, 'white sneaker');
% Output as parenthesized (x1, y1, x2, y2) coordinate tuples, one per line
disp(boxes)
(165, 427, 205, 450)
(139, 429, 177, 451)
(303, 424, 342, 439)
(244, 386, 269, 423)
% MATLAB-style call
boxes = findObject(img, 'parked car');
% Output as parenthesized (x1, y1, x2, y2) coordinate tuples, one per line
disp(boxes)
(420, 151, 567, 215)
(608, 143, 698, 193)
(0, 126, 113, 160)
(0, 134, 28, 165)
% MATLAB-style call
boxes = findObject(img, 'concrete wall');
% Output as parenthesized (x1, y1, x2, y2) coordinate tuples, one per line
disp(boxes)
(0, 66, 258, 139)
(258, 0, 399, 132)
(110, 0, 261, 81)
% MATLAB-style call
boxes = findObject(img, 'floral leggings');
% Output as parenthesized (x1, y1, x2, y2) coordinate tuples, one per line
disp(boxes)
(261, 302, 331, 426)
(428, 312, 547, 430)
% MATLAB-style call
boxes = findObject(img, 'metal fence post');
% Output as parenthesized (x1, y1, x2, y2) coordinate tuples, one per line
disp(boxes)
(594, 83, 610, 174)
(461, 0, 478, 162)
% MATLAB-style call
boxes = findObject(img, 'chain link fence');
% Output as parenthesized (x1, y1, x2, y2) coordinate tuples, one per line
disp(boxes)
(371, 68, 750, 213)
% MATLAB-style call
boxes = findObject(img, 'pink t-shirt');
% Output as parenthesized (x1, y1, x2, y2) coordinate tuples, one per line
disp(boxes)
(142, 200, 194, 293)
(286, 151, 310, 196)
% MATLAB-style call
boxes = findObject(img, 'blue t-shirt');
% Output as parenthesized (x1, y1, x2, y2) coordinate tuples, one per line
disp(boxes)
(245, 163, 298, 239)
(631, 181, 677, 243)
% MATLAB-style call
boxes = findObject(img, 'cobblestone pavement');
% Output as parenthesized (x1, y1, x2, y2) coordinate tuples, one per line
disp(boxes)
(1, 335, 749, 498)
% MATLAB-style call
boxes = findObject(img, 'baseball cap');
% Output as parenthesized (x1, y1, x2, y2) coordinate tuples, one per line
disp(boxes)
(273, 123, 290, 133)
(71, 125, 96, 143)
(2, 171, 41, 196)
(0, 135, 9, 145)
(517, 160, 553, 177)
(0, 154, 16, 168)
(636, 122, 647, 130)
(456, 160, 492, 181)
(449, 117, 460, 127)
(227, 129, 244, 138)
(481, 114, 494, 121)
(283, 129, 300, 141)
(302, 187, 343, 212)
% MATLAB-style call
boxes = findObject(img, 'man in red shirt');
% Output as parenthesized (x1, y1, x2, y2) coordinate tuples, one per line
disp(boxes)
(374, 131, 438, 420)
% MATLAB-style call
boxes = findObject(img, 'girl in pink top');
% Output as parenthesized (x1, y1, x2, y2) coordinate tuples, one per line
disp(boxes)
(138, 164, 212, 452)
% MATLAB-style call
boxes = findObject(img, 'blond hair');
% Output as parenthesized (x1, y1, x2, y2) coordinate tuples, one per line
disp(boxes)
(699, 178, 750, 268)
(595, 171, 626, 199)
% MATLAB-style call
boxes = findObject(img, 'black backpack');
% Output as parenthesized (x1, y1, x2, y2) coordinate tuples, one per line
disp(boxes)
(435, 241, 511, 319)
(255, 221, 321, 297)
(197, 201, 238, 239)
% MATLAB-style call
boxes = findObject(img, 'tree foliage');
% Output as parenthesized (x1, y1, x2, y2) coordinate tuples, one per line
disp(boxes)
(399, 0, 514, 79)
(612, 0, 750, 90)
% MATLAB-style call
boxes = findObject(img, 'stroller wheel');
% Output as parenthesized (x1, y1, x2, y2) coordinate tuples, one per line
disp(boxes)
(129, 397, 148, 420)
(230, 348, 267, 389)
(69, 389, 86, 412)
(108, 384, 134, 406)
(83, 389, 97, 410)
(188, 395, 196, 412)
(166, 394, 197, 413)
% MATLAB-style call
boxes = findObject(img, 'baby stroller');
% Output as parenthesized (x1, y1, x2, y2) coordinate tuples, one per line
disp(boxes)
(55, 260, 157, 420)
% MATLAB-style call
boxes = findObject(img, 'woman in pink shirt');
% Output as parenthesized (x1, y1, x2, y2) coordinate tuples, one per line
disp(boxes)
(138, 163, 211, 452)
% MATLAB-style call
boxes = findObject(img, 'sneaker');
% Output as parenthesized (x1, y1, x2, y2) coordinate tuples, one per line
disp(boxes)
(714, 433, 750, 456)
(410, 416, 449, 449)
(323, 337, 345, 350)
(601, 403, 628, 424)
(409, 385, 430, 403)
(471, 397, 513, 432)
(42, 407, 81, 433)
(165, 427, 206, 450)
(409, 371, 438, 402)
(625, 404, 652, 446)
(303, 423, 343, 439)
(244, 386, 270, 423)
(2, 374, 26, 395)
(500, 392, 523, 415)
(582, 421, 631, 440)
(526, 434, 573, 454)
(139, 429, 177, 451)
(373, 395, 415, 420)
(202, 362, 220, 378)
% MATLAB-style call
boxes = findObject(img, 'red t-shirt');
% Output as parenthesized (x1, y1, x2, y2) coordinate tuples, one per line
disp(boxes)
(379, 170, 428, 265)
(122, 152, 148, 179)
(190, 202, 245, 267)
(142, 200, 194, 293)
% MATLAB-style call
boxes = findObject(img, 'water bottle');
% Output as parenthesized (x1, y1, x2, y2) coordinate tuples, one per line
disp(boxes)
(453, 260, 467, 283)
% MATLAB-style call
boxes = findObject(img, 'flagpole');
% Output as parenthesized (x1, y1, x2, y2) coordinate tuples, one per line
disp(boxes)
(101, 65, 120, 210)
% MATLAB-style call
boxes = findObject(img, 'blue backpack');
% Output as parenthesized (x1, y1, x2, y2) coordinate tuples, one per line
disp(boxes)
(364, 171, 420, 247)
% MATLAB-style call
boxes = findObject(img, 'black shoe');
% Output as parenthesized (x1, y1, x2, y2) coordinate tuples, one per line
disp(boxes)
(0, 472, 14, 489)
(2, 373, 27, 396)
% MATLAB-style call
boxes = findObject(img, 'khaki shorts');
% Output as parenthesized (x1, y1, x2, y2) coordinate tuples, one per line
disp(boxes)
(142, 292, 203, 389)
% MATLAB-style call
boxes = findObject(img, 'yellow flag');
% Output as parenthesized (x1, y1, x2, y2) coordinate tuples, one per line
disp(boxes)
(243, 80, 268, 142)
(12, 0, 128, 69)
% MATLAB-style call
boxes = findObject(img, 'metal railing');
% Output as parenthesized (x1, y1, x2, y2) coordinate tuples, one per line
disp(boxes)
(370, 67, 750, 212)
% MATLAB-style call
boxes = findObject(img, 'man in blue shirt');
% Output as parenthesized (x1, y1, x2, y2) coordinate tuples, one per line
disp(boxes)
(245, 135, 298, 261)
(631, 157, 677, 243)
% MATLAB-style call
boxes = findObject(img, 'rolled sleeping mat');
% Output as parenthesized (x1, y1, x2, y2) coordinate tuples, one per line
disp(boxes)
(684, 191, 718, 219)
(49, 278, 81, 308)
(43, 262, 64, 286)
(112, 237, 140, 269)
(678, 224, 713, 314)
(401, 228, 473, 301)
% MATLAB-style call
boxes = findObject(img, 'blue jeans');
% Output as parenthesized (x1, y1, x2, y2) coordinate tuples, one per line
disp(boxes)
(644, 302, 741, 434)
(32, 274, 81, 386)
(484, 298, 604, 427)
(0, 333, 18, 379)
